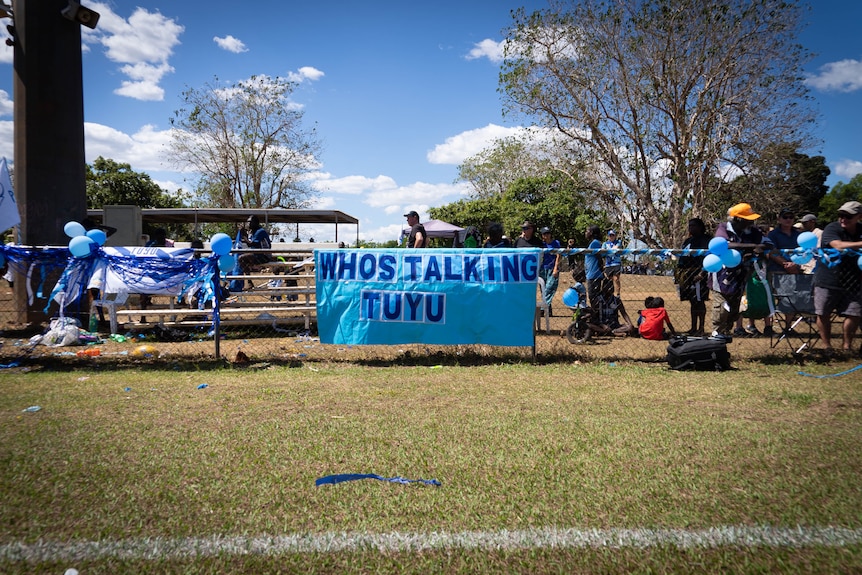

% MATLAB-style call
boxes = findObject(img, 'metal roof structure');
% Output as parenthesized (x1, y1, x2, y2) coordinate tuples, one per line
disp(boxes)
(86, 207, 358, 226)
(86, 207, 359, 242)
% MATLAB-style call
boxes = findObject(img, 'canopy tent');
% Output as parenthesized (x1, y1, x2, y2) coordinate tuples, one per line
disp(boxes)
(402, 219, 463, 239)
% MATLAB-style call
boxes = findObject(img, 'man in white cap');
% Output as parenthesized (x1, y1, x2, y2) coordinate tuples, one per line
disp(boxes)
(813, 201, 862, 356)
(798, 213, 821, 273)
(708, 202, 769, 337)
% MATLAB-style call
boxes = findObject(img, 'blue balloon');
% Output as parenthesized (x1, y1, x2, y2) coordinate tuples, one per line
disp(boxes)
(64, 221, 86, 238)
(218, 254, 236, 272)
(721, 249, 742, 268)
(797, 231, 818, 250)
(69, 235, 95, 258)
(703, 253, 724, 273)
(708, 236, 729, 255)
(562, 287, 580, 308)
(86, 228, 107, 246)
(210, 233, 232, 256)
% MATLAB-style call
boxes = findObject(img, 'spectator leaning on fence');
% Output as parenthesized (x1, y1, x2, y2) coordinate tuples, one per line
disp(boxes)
(708, 203, 769, 337)
(484, 222, 512, 248)
(764, 208, 802, 334)
(539, 227, 561, 315)
(676, 217, 710, 336)
(584, 225, 604, 308)
(798, 213, 822, 274)
(812, 201, 862, 355)
(602, 229, 623, 298)
(514, 221, 543, 248)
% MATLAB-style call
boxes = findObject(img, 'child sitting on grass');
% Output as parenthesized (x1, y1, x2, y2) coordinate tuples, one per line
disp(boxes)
(638, 296, 677, 340)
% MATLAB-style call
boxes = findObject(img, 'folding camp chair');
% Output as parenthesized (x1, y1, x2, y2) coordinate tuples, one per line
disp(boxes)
(769, 273, 819, 356)
(535, 276, 551, 334)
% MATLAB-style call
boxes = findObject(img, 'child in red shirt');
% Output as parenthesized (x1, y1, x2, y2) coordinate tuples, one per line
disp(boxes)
(639, 296, 676, 340)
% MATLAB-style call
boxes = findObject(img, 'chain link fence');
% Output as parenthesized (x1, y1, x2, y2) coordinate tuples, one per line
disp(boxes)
(0, 247, 858, 366)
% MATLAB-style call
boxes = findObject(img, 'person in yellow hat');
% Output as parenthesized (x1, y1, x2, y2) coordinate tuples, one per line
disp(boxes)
(708, 203, 770, 337)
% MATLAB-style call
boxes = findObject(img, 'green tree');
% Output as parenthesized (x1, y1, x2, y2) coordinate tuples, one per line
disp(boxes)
(500, 0, 816, 247)
(723, 144, 830, 222)
(432, 173, 605, 245)
(819, 174, 862, 223)
(86, 157, 190, 239)
(169, 75, 321, 210)
(457, 135, 555, 199)
(86, 157, 186, 209)
(430, 196, 504, 237)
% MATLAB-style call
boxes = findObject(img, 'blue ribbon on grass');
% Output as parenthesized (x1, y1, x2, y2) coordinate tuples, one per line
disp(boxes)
(315, 473, 441, 487)
(798, 363, 862, 379)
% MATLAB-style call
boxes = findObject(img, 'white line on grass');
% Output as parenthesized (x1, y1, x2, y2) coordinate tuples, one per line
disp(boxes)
(2, 525, 861, 563)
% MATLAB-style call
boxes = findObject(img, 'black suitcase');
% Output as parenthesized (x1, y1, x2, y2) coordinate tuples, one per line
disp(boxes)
(666, 336, 731, 371)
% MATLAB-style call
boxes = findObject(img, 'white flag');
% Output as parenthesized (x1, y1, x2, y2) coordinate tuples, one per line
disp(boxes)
(0, 157, 21, 233)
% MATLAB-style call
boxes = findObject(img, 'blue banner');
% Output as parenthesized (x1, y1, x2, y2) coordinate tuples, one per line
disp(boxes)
(315, 248, 540, 346)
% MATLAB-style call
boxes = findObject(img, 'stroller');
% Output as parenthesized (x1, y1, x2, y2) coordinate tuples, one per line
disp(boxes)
(562, 283, 593, 343)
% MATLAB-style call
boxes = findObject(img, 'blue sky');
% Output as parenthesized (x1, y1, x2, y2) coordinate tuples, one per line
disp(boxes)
(1, 0, 860, 244)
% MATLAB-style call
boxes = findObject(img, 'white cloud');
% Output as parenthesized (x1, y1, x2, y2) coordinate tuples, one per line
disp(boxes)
(86, 3, 183, 101)
(427, 123, 525, 165)
(0, 36, 11, 64)
(0, 120, 11, 159)
(84, 122, 178, 173)
(0, 89, 12, 116)
(113, 61, 175, 100)
(359, 222, 405, 244)
(466, 39, 505, 63)
(835, 159, 862, 179)
(364, 181, 466, 210)
(310, 196, 336, 210)
(213, 35, 247, 53)
(805, 58, 862, 92)
(288, 66, 325, 83)
(114, 81, 164, 101)
(311, 174, 397, 195)
(151, 178, 186, 194)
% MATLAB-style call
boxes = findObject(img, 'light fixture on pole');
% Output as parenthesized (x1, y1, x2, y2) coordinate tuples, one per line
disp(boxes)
(61, 0, 100, 29)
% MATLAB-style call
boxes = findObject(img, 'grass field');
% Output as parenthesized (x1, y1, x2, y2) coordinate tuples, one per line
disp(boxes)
(1, 356, 861, 574)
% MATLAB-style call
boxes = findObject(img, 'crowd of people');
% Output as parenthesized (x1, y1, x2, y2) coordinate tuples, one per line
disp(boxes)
(403, 200, 862, 355)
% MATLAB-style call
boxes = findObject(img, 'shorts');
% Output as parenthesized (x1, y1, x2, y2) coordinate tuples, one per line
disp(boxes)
(604, 265, 621, 277)
(813, 286, 862, 318)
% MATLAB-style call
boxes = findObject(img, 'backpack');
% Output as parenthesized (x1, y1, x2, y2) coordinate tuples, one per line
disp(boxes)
(666, 336, 731, 371)
(741, 261, 773, 319)
(459, 226, 482, 248)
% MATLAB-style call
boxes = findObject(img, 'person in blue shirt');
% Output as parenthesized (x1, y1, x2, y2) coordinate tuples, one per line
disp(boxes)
(539, 226, 561, 315)
(238, 215, 273, 289)
(584, 225, 604, 308)
(761, 207, 803, 336)
(602, 229, 622, 298)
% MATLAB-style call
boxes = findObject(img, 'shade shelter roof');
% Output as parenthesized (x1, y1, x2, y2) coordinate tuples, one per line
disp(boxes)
(86, 208, 358, 227)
